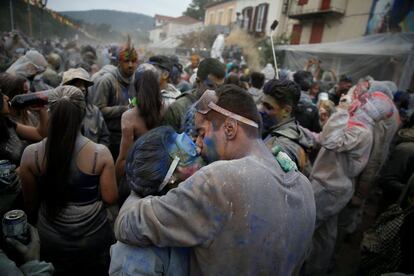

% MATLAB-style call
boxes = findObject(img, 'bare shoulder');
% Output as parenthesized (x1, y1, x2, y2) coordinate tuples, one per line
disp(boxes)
(93, 143, 114, 163)
(21, 140, 44, 166)
(121, 108, 138, 127)
(121, 108, 137, 121)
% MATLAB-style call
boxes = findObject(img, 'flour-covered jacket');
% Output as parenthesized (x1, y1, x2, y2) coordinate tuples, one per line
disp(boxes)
(307, 109, 373, 223)
(265, 118, 314, 176)
(161, 83, 181, 109)
(109, 240, 189, 276)
(81, 104, 110, 146)
(355, 100, 400, 200)
(89, 65, 132, 144)
(115, 153, 316, 276)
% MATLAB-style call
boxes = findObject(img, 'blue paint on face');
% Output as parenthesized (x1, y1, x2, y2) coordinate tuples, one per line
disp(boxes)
(202, 136, 220, 164)
(260, 111, 277, 131)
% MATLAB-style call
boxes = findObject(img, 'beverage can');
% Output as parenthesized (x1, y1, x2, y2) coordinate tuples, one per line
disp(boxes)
(2, 210, 30, 245)
(0, 160, 15, 179)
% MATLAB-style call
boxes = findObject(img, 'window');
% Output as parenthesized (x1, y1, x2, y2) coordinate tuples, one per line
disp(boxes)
(290, 24, 302, 44)
(209, 12, 215, 25)
(255, 4, 269, 32)
(320, 0, 331, 10)
(227, 8, 233, 25)
(309, 21, 324, 43)
(242, 7, 253, 30)
(218, 10, 224, 25)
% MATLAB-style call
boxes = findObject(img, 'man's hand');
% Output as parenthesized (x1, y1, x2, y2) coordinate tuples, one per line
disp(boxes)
(5, 224, 40, 263)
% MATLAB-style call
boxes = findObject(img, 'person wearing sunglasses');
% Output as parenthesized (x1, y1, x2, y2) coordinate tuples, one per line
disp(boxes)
(115, 85, 316, 275)
(110, 126, 201, 275)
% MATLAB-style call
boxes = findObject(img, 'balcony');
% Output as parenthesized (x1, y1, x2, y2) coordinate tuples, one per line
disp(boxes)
(288, 0, 346, 20)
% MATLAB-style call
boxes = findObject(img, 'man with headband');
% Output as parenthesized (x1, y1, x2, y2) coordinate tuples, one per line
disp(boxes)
(115, 85, 316, 275)
(90, 37, 138, 159)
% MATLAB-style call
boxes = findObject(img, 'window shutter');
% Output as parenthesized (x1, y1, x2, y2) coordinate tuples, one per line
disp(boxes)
(251, 6, 259, 32)
(309, 21, 324, 43)
(261, 3, 269, 33)
(290, 24, 302, 44)
(247, 7, 253, 30)
(241, 8, 246, 28)
(320, 0, 331, 10)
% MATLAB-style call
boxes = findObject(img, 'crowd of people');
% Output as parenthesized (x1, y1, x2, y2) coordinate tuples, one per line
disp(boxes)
(1, 31, 414, 276)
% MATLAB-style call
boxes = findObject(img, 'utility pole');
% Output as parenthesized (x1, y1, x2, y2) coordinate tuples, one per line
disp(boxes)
(9, 0, 14, 31)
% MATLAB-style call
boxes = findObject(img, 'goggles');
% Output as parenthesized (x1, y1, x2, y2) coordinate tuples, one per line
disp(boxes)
(194, 89, 259, 129)
(158, 132, 199, 192)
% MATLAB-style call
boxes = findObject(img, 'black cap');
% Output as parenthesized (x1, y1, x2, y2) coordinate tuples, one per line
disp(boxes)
(197, 58, 226, 81)
(339, 74, 352, 83)
(148, 55, 173, 73)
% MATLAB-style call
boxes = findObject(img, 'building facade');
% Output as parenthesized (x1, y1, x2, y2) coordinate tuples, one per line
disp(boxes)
(288, 0, 374, 44)
(236, 0, 286, 37)
(204, 0, 296, 39)
(149, 15, 203, 44)
(205, 0, 238, 26)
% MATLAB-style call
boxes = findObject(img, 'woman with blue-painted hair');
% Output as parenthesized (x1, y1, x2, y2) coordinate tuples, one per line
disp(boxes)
(110, 126, 202, 276)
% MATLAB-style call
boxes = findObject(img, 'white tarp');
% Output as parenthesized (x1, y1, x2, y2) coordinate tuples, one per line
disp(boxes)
(276, 33, 414, 90)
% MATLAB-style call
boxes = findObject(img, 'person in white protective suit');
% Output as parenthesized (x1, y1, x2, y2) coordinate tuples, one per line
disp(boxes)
(210, 33, 225, 63)
(261, 63, 275, 82)
(338, 80, 400, 235)
(6, 50, 52, 92)
(304, 91, 395, 275)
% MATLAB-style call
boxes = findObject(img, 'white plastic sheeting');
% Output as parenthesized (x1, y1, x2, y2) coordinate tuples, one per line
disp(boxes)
(276, 33, 414, 90)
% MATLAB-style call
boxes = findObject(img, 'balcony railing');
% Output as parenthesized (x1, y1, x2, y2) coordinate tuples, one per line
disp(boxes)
(288, 0, 346, 19)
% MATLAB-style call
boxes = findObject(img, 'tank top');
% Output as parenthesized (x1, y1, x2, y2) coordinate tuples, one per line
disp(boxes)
(36, 137, 100, 205)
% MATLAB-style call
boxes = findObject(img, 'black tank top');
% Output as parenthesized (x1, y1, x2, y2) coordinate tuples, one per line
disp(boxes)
(36, 137, 100, 205)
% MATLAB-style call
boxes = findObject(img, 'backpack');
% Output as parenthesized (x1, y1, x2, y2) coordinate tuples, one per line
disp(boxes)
(359, 174, 414, 275)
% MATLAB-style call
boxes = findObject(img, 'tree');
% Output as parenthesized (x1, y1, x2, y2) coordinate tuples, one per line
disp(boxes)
(183, 0, 213, 21)
(179, 26, 218, 49)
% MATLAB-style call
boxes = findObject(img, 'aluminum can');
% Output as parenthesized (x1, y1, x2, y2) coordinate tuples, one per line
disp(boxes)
(2, 210, 30, 244)
(0, 160, 14, 178)
(0, 160, 16, 190)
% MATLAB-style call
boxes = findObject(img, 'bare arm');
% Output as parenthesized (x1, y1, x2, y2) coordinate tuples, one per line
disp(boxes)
(15, 108, 48, 142)
(19, 144, 41, 221)
(98, 145, 119, 205)
(115, 112, 135, 178)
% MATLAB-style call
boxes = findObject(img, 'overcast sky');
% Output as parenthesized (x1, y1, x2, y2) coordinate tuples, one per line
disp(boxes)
(47, 0, 193, 17)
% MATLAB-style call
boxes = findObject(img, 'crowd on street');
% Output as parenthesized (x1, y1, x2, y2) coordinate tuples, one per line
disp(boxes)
(1, 31, 414, 276)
